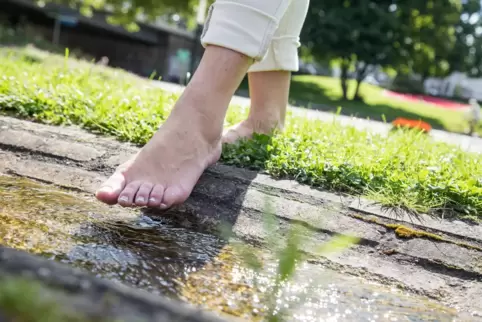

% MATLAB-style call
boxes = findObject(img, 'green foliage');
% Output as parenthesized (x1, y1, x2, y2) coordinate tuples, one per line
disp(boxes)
(400, 1, 461, 79)
(224, 197, 359, 321)
(1, 48, 482, 219)
(0, 277, 89, 322)
(33, 0, 213, 29)
(288, 75, 470, 135)
(301, 1, 464, 98)
(448, 0, 482, 77)
(302, 1, 391, 98)
(302, 0, 401, 64)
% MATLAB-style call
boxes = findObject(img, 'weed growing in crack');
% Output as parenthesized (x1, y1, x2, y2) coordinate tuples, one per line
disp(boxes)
(220, 197, 359, 321)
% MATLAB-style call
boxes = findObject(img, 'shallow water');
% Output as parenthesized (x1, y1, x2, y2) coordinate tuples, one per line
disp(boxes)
(0, 175, 467, 321)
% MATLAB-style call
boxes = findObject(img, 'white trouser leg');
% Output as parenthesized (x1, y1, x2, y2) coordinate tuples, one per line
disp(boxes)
(249, 0, 310, 72)
(201, 0, 308, 68)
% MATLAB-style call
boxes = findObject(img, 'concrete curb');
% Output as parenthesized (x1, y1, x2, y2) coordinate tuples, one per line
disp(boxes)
(0, 246, 229, 322)
(0, 115, 481, 317)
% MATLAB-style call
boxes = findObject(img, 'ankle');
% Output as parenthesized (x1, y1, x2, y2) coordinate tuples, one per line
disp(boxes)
(244, 117, 284, 135)
(169, 95, 224, 144)
(246, 107, 285, 132)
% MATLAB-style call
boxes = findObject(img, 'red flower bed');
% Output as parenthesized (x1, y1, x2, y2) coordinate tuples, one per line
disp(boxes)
(384, 90, 469, 110)
(392, 118, 432, 133)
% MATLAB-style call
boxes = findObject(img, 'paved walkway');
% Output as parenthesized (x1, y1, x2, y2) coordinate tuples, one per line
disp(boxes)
(154, 81, 482, 153)
(0, 115, 481, 318)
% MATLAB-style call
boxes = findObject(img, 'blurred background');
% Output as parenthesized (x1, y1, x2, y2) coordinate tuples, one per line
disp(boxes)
(2, 0, 481, 135)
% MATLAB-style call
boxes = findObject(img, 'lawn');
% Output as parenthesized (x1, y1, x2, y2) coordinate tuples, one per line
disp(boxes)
(240, 74, 475, 135)
(1, 46, 482, 221)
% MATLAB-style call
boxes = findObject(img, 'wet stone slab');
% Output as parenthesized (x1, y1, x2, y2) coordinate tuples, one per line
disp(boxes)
(0, 129, 105, 161)
(0, 115, 482, 320)
(350, 199, 482, 244)
(0, 175, 468, 321)
(0, 246, 226, 322)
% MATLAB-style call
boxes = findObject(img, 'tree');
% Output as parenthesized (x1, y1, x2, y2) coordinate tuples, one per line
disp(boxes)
(301, 0, 462, 100)
(302, 0, 398, 100)
(447, 0, 482, 77)
(401, 1, 461, 84)
(33, 0, 210, 30)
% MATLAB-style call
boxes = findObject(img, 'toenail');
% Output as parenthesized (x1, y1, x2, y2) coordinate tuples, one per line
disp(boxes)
(160, 203, 168, 210)
(149, 197, 157, 203)
(119, 196, 129, 202)
(136, 197, 145, 203)
(99, 186, 112, 193)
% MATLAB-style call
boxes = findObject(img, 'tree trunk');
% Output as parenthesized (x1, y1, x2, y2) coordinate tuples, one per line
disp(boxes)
(352, 62, 369, 101)
(353, 78, 363, 101)
(341, 76, 348, 100)
(420, 72, 429, 94)
(340, 60, 349, 100)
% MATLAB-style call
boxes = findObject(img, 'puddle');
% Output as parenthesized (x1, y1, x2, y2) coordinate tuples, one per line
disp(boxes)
(0, 175, 468, 321)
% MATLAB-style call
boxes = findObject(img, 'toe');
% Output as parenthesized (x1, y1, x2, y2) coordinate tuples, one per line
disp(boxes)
(147, 184, 165, 208)
(134, 183, 153, 207)
(96, 172, 126, 205)
(161, 185, 190, 209)
(118, 181, 142, 207)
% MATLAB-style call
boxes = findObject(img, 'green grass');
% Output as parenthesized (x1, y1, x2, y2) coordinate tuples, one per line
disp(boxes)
(240, 75, 479, 135)
(0, 277, 90, 322)
(1, 47, 482, 220)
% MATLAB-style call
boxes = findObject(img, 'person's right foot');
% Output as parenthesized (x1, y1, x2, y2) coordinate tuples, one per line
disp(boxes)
(95, 45, 251, 208)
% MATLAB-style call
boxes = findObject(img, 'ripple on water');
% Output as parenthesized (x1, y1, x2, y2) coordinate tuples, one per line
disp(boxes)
(0, 175, 465, 321)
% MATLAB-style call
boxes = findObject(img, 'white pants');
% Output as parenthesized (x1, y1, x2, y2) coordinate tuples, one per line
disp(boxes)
(201, 0, 310, 72)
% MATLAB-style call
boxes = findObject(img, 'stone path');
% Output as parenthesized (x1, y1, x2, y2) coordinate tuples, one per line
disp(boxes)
(0, 115, 482, 320)
(154, 80, 482, 154)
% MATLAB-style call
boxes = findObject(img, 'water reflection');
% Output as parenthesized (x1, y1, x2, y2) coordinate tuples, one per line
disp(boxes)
(0, 175, 466, 321)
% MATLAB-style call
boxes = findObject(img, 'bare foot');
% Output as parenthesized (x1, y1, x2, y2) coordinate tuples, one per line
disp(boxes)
(223, 71, 290, 144)
(96, 113, 222, 209)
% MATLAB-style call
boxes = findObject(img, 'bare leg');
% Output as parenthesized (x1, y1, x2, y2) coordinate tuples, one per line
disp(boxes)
(222, 0, 309, 144)
(96, 0, 304, 208)
(96, 46, 250, 208)
(223, 71, 290, 143)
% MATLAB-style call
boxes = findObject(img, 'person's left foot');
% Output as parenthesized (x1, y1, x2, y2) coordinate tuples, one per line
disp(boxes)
(222, 115, 283, 144)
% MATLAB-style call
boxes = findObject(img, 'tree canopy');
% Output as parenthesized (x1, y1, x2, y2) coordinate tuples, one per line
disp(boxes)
(403, 1, 461, 81)
(301, 0, 467, 100)
(36, 0, 482, 99)
(302, 0, 401, 99)
(34, 0, 209, 29)
(447, 0, 482, 77)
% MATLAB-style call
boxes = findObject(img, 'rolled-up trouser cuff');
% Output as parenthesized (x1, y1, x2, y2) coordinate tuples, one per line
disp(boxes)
(201, 1, 280, 61)
(248, 35, 301, 72)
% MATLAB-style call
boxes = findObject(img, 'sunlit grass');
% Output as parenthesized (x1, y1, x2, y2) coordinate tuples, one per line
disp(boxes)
(1, 48, 481, 219)
(288, 75, 471, 134)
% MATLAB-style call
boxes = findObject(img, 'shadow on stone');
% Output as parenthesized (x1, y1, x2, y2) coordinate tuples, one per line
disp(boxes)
(137, 160, 260, 291)
(0, 245, 226, 322)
